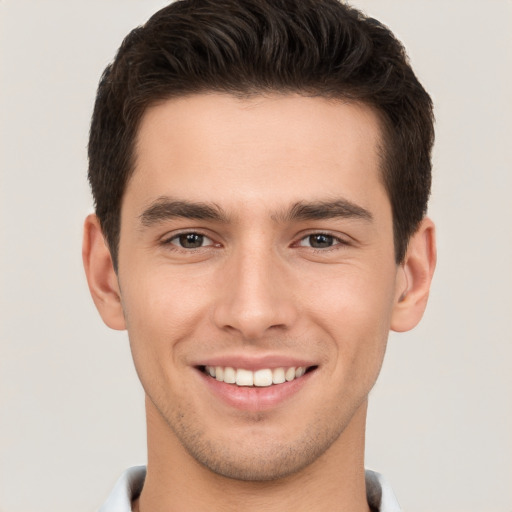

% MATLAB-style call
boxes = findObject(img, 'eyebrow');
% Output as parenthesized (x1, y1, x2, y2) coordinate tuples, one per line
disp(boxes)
(139, 197, 228, 226)
(138, 196, 373, 227)
(280, 199, 373, 223)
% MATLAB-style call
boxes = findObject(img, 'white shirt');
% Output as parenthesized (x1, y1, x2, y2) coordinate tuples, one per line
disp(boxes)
(99, 466, 401, 511)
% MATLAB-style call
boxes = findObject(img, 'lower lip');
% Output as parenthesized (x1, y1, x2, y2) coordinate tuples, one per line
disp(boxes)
(197, 369, 314, 412)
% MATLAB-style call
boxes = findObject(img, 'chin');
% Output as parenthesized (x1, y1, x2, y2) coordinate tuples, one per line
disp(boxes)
(193, 446, 322, 482)
(176, 418, 344, 482)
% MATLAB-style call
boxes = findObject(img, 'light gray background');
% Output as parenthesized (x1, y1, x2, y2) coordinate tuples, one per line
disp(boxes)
(1, 1, 511, 511)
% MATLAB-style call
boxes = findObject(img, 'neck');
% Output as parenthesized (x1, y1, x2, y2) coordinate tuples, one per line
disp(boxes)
(135, 398, 371, 512)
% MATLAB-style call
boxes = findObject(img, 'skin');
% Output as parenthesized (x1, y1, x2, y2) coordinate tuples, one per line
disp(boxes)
(83, 93, 436, 512)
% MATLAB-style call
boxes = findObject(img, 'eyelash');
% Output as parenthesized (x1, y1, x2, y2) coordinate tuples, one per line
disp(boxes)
(161, 231, 216, 250)
(160, 231, 350, 253)
(296, 232, 349, 251)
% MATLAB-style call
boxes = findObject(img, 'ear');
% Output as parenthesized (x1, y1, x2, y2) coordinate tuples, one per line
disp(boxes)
(391, 217, 436, 332)
(82, 214, 126, 330)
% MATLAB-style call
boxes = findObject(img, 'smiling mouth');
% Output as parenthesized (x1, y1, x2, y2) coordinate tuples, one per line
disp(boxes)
(199, 365, 317, 387)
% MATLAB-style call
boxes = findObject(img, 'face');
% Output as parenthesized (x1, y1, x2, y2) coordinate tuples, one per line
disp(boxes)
(116, 94, 402, 480)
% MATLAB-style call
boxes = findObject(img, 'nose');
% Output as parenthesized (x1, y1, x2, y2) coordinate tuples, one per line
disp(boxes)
(213, 246, 298, 340)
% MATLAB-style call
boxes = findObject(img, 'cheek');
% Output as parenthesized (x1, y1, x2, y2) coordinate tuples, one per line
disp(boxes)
(304, 262, 396, 373)
(119, 269, 212, 382)
(120, 276, 200, 410)
(121, 267, 211, 331)
(306, 259, 396, 323)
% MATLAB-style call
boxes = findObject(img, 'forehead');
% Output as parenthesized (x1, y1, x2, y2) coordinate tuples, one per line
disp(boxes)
(127, 93, 387, 215)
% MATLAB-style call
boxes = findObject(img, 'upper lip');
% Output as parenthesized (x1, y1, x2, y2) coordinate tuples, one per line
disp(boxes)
(192, 354, 317, 371)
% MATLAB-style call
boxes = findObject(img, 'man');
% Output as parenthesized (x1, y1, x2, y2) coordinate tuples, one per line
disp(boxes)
(82, 0, 436, 510)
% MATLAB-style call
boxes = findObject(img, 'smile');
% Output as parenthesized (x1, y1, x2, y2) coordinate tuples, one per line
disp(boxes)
(203, 365, 309, 387)
(196, 361, 318, 411)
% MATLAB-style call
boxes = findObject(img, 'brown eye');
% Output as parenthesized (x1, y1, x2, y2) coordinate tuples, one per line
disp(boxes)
(300, 234, 336, 249)
(171, 233, 211, 249)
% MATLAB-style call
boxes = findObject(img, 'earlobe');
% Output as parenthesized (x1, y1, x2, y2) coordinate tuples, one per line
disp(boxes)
(82, 214, 126, 330)
(391, 217, 436, 332)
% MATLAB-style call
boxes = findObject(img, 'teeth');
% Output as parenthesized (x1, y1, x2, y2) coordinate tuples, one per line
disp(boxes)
(236, 369, 253, 386)
(272, 367, 286, 384)
(223, 366, 236, 384)
(204, 365, 308, 386)
(253, 369, 273, 387)
(285, 367, 296, 381)
(295, 367, 306, 378)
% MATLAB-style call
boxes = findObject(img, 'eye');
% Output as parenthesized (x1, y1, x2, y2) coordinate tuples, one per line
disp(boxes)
(298, 233, 341, 249)
(169, 232, 214, 249)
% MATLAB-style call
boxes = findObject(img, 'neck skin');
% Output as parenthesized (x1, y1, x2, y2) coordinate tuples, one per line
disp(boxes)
(133, 397, 371, 512)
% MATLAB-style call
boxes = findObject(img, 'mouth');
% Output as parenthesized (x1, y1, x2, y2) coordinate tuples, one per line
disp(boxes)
(194, 357, 319, 411)
(198, 365, 318, 387)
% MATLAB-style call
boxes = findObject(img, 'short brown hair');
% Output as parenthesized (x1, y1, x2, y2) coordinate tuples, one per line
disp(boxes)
(88, 0, 434, 269)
